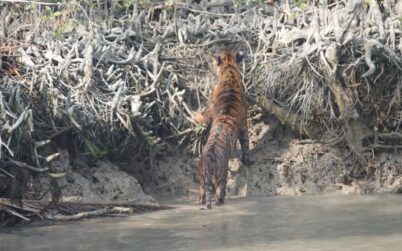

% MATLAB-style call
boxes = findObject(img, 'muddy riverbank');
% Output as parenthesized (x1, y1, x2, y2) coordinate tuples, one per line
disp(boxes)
(129, 117, 402, 199)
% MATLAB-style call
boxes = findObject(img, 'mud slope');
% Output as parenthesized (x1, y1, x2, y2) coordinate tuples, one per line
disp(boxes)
(131, 117, 402, 199)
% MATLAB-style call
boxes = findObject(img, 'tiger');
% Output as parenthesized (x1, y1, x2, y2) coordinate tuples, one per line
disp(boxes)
(195, 50, 252, 209)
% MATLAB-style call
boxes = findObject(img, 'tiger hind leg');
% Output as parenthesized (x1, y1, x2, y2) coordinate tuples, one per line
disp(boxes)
(199, 184, 206, 205)
(239, 120, 253, 165)
(215, 185, 226, 206)
(205, 184, 212, 209)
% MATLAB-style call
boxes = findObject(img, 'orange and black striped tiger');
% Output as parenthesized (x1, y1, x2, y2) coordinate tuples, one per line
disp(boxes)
(195, 50, 252, 209)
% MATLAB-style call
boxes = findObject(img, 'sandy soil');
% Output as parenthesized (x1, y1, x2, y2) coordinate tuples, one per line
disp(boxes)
(37, 149, 157, 206)
(31, 116, 402, 205)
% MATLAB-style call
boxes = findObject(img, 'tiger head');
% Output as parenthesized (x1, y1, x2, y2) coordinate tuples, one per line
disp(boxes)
(214, 50, 244, 77)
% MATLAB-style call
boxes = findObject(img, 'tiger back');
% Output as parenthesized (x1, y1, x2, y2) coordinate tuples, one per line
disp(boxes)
(196, 50, 252, 209)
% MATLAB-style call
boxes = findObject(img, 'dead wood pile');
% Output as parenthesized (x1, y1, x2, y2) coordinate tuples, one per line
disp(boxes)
(0, 0, 401, 214)
(0, 197, 171, 226)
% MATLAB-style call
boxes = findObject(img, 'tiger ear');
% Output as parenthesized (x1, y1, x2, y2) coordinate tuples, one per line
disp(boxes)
(236, 51, 245, 63)
(216, 55, 223, 66)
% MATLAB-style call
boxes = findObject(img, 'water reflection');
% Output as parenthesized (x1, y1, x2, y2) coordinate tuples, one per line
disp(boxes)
(1, 194, 402, 251)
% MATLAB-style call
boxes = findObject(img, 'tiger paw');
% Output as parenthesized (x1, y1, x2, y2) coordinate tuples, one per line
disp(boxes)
(215, 198, 225, 206)
(193, 112, 204, 124)
(241, 155, 255, 166)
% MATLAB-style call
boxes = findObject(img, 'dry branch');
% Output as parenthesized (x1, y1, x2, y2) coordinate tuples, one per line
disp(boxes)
(0, 198, 171, 225)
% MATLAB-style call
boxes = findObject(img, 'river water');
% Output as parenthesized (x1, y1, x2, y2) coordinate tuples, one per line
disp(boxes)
(1, 194, 402, 251)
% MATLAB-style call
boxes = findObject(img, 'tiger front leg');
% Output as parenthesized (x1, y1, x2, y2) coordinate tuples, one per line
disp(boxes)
(239, 119, 254, 165)
(198, 164, 206, 205)
(193, 107, 213, 128)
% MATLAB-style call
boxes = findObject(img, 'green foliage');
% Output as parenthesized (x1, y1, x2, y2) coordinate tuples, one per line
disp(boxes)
(53, 11, 63, 17)
(43, 6, 55, 16)
(289, 11, 297, 20)
(122, 0, 154, 10)
(108, 0, 153, 10)
(134, 0, 152, 8)
(122, 0, 135, 10)
(54, 19, 80, 38)
(294, 0, 308, 10)
(363, 0, 373, 6)
(23, 3, 35, 12)
(84, 139, 108, 158)
(78, 0, 96, 8)
(29, 1, 83, 39)
(234, 0, 266, 9)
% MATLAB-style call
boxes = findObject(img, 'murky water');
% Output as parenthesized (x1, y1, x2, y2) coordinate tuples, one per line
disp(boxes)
(1, 194, 402, 251)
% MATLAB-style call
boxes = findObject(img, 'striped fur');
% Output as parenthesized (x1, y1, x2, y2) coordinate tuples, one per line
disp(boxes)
(196, 50, 251, 209)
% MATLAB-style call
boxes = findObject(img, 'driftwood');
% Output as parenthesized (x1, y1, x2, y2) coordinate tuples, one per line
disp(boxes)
(0, 198, 171, 226)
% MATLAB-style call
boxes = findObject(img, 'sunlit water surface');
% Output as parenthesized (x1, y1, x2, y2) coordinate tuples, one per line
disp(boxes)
(1, 194, 402, 251)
